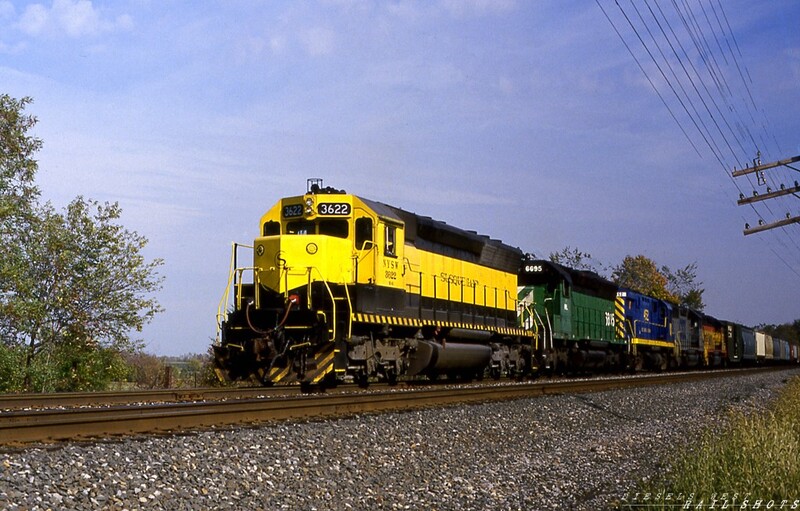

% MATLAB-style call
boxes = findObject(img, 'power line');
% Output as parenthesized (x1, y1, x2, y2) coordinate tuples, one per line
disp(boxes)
(596, 0, 800, 273)
(595, 0, 702, 156)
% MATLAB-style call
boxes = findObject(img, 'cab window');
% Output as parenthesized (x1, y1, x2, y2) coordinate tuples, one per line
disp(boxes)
(319, 219, 349, 239)
(263, 221, 280, 236)
(355, 217, 373, 249)
(287, 220, 315, 235)
(385, 224, 397, 257)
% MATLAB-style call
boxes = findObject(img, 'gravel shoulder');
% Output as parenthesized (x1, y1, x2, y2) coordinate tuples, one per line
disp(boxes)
(2, 368, 798, 511)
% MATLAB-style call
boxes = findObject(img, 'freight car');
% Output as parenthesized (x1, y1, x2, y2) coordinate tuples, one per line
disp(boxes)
(722, 321, 750, 364)
(740, 325, 757, 362)
(214, 179, 534, 387)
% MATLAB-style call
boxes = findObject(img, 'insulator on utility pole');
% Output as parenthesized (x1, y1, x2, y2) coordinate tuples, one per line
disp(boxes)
(732, 154, 800, 178)
(734, 153, 800, 235)
(744, 215, 800, 236)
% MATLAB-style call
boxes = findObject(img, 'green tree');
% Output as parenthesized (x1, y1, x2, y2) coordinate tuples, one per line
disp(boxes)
(2, 198, 164, 389)
(680, 288, 705, 311)
(1, 96, 41, 346)
(663, 262, 706, 311)
(549, 246, 604, 274)
(0, 344, 25, 392)
(123, 351, 166, 388)
(0, 95, 164, 391)
(611, 254, 678, 302)
(0, 95, 41, 389)
(0, 94, 40, 220)
(759, 320, 800, 344)
(25, 341, 129, 392)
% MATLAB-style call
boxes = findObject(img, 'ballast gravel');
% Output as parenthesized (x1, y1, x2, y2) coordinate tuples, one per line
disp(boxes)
(1, 368, 798, 511)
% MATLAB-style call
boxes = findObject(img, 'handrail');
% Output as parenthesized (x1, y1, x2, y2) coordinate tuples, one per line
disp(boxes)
(216, 243, 238, 335)
(214, 241, 258, 345)
(308, 265, 343, 342)
(631, 318, 671, 335)
(216, 242, 254, 344)
(626, 319, 635, 354)
(343, 283, 353, 339)
(216, 266, 259, 343)
(528, 306, 541, 351)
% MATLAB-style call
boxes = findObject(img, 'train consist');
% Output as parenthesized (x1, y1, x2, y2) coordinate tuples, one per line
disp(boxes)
(213, 180, 798, 387)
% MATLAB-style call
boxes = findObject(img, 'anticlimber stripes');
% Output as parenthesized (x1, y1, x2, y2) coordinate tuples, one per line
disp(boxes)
(351, 312, 528, 337)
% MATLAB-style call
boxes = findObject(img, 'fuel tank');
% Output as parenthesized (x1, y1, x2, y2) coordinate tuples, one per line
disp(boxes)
(407, 341, 492, 376)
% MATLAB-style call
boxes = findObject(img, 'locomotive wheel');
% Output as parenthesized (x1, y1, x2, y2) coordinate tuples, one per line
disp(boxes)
(256, 371, 275, 387)
(322, 371, 338, 389)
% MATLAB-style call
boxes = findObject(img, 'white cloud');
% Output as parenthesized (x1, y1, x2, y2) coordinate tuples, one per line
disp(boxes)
(270, 35, 288, 54)
(0, 1, 15, 19)
(366, 59, 466, 93)
(440, 0, 516, 17)
(497, 76, 515, 95)
(299, 27, 335, 56)
(18, 3, 48, 35)
(57, 0, 100, 36)
(0, 40, 26, 54)
(386, 2, 426, 21)
(17, 0, 132, 38)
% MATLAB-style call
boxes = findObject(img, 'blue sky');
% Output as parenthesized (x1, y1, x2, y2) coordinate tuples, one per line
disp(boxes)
(2, 0, 798, 356)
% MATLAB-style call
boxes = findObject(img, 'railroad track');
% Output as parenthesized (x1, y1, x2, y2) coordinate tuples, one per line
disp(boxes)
(0, 367, 780, 447)
(0, 386, 298, 411)
(0, 379, 477, 411)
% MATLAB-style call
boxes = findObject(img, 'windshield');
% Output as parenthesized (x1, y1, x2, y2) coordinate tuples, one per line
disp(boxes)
(285, 219, 349, 239)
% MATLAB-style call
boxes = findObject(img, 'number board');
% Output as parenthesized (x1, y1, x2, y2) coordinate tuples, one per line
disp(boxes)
(318, 203, 351, 216)
(282, 204, 304, 218)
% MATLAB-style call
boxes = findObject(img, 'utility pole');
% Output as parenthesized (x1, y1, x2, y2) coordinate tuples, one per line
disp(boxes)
(733, 153, 800, 235)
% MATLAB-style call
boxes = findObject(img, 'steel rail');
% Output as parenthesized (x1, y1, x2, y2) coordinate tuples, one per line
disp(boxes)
(0, 381, 435, 411)
(0, 386, 303, 410)
(0, 368, 780, 447)
(0, 382, 472, 412)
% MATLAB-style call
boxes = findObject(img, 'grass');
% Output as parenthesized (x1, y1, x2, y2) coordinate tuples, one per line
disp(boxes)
(617, 375, 800, 509)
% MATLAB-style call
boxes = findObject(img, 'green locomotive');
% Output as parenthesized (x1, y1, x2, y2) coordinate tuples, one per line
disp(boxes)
(518, 259, 626, 373)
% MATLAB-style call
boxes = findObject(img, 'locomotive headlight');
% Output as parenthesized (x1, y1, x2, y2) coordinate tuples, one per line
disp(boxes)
(305, 198, 313, 206)
(306, 243, 318, 255)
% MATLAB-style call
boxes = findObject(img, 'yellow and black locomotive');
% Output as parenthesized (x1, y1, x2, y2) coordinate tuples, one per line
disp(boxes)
(214, 179, 535, 386)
